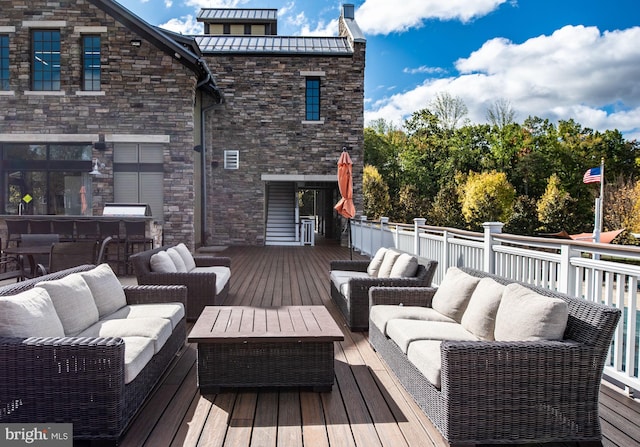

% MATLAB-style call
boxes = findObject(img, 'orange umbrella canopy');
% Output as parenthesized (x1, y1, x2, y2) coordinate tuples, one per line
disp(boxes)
(334, 151, 355, 219)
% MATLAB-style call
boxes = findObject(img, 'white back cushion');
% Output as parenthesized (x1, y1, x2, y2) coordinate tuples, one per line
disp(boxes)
(367, 248, 388, 277)
(389, 253, 419, 278)
(460, 277, 505, 340)
(79, 263, 127, 318)
(167, 248, 188, 273)
(377, 250, 401, 278)
(174, 243, 197, 272)
(150, 251, 177, 273)
(0, 287, 65, 337)
(37, 274, 99, 336)
(431, 267, 480, 322)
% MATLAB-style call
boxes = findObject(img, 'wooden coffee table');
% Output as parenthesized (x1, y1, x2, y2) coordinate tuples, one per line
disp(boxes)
(188, 305, 344, 393)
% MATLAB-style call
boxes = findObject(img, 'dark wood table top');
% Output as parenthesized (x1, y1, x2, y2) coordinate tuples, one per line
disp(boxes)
(188, 305, 344, 343)
(3, 245, 53, 255)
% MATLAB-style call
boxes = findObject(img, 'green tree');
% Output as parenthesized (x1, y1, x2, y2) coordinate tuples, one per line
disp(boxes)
(428, 181, 465, 228)
(537, 174, 580, 233)
(395, 184, 430, 223)
(504, 195, 540, 235)
(459, 171, 515, 230)
(362, 164, 391, 220)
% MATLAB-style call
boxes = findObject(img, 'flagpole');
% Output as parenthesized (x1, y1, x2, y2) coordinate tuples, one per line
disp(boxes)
(599, 157, 605, 239)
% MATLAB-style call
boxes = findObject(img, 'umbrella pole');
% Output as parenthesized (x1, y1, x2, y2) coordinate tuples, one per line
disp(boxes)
(348, 218, 352, 260)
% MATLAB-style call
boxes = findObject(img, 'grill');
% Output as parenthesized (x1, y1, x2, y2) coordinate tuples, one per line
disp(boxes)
(102, 203, 152, 217)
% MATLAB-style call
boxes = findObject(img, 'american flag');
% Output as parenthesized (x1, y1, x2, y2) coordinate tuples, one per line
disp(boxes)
(583, 167, 602, 184)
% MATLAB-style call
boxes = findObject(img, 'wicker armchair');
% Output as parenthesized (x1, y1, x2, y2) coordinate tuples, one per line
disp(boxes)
(368, 267, 621, 445)
(0, 265, 188, 441)
(329, 256, 437, 331)
(130, 245, 231, 321)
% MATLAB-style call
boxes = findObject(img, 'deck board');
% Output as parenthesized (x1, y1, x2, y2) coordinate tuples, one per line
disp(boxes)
(104, 244, 640, 447)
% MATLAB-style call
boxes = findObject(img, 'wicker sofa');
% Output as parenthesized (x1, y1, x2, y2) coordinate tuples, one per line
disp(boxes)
(0, 264, 187, 442)
(130, 244, 231, 321)
(368, 267, 621, 445)
(330, 248, 437, 331)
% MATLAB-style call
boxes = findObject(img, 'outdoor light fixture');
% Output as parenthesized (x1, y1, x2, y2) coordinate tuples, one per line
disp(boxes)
(89, 158, 105, 175)
(130, 39, 141, 47)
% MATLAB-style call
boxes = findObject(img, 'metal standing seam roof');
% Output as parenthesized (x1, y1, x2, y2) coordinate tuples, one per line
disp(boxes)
(197, 9, 278, 22)
(195, 35, 353, 55)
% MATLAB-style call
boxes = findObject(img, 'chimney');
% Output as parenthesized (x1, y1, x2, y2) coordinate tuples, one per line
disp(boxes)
(342, 4, 355, 20)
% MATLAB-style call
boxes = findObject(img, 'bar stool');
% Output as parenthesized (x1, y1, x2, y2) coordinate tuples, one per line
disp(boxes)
(28, 219, 52, 234)
(97, 220, 124, 275)
(123, 220, 154, 274)
(52, 220, 75, 242)
(5, 219, 29, 248)
(75, 220, 100, 243)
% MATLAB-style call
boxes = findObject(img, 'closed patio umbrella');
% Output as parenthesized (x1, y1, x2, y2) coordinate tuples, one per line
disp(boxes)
(335, 150, 355, 256)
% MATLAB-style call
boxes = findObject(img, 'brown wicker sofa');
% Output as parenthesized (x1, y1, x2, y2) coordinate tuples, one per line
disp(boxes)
(368, 267, 621, 445)
(330, 248, 437, 331)
(130, 244, 231, 321)
(0, 264, 187, 442)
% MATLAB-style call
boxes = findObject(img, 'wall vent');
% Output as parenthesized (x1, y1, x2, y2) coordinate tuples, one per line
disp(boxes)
(224, 150, 239, 169)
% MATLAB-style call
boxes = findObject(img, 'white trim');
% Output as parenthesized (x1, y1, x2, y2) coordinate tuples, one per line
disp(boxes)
(22, 21, 66, 28)
(75, 91, 105, 96)
(0, 91, 15, 96)
(300, 70, 326, 77)
(0, 26, 16, 33)
(0, 133, 98, 143)
(74, 26, 108, 33)
(301, 120, 325, 125)
(261, 174, 337, 182)
(24, 90, 65, 96)
(107, 134, 171, 143)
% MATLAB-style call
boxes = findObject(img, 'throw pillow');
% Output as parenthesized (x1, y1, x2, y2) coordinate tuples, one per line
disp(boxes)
(37, 273, 100, 336)
(460, 277, 505, 340)
(0, 287, 65, 338)
(367, 247, 388, 277)
(377, 250, 401, 278)
(389, 253, 419, 278)
(431, 267, 480, 322)
(150, 251, 177, 273)
(79, 263, 127, 318)
(167, 248, 188, 272)
(174, 243, 196, 272)
(494, 283, 569, 341)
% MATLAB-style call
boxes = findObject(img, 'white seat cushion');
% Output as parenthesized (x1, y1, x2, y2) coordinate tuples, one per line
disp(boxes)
(122, 336, 155, 384)
(494, 283, 569, 341)
(431, 267, 480, 322)
(174, 243, 197, 272)
(77, 317, 172, 353)
(37, 273, 99, 336)
(167, 248, 188, 272)
(79, 263, 127, 318)
(150, 251, 177, 273)
(460, 277, 505, 341)
(103, 303, 185, 330)
(329, 270, 371, 299)
(0, 287, 65, 338)
(367, 247, 388, 277)
(407, 340, 442, 389)
(386, 319, 478, 353)
(370, 305, 455, 335)
(191, 266, 231, 294)
(389, 253, 419, 278)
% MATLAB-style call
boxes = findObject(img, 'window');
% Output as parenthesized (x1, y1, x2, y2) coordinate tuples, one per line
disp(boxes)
(82, 35, 100, 91)
(305, 77, 320, 121)
(0, 144, 93, 215)
(32, 30, 61, 91)
(0, 35, 8, 90)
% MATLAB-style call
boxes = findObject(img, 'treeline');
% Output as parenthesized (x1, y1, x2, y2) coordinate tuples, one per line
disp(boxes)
(364, 96, 640, 243)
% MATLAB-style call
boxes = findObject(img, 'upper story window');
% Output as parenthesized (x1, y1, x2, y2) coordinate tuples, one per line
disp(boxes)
(82, 35, 101, 91)
(0, 35, 8, 91)
(32, 30, 61, 91)
(305, 77, 321, 121)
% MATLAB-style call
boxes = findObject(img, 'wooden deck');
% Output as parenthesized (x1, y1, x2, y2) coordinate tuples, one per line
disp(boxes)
(104, 244, 639, 447)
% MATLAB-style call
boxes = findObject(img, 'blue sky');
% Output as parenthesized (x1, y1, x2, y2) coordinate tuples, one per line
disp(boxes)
(118, 0, 640, 140)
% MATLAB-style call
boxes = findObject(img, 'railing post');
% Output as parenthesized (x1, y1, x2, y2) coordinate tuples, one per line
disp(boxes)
(558, 243, 575, 295)
(380, 217, 388, 253)
(413, 218, 426, 256)
(483, 222, 503, 273)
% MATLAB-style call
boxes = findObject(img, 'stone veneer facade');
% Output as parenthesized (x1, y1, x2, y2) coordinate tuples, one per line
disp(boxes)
(203, 14, 365, 245)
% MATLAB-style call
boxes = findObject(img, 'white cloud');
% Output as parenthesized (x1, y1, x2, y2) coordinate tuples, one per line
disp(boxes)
(403, 65, 447, 75)
(159, 15, 202, 34)
(184, 0, 248, 8)
(365, 25, 640, 139)
(355, 0, 508, 35)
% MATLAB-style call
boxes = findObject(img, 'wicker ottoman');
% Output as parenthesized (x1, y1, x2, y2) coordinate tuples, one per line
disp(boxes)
(188, 306, 344, 393)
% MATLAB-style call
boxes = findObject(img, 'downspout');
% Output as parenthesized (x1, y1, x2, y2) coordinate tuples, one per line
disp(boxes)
(200, 96, 218, 246)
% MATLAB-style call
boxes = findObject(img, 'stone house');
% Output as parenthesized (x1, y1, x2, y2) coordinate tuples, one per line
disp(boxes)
(0, 0, 365, 248)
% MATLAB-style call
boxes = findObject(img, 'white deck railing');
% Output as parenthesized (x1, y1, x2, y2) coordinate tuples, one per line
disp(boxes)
(350, 217, 640, 392)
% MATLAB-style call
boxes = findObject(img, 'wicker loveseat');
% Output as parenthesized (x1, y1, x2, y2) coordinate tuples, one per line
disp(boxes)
(368, 267, 621, 445)
(0, 264, 187, 442)
(330, 248, 437, 331)
(130, 244, 231, 321)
